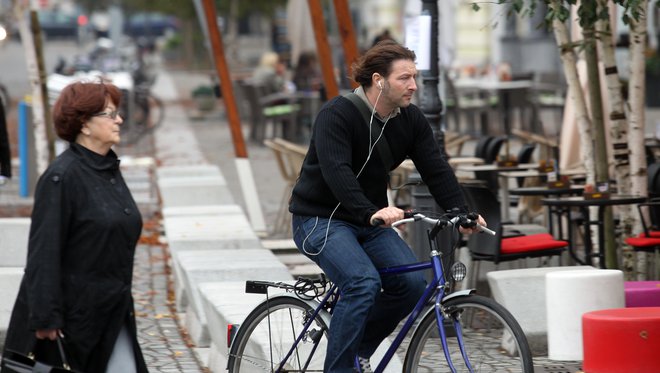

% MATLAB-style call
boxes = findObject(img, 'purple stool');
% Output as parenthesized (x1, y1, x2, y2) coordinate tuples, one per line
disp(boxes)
(625, 281, 660, 307)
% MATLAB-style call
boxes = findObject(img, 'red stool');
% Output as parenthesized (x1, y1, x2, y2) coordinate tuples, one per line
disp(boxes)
(625, 281, 660, 307)
(582, 307, 660, 373)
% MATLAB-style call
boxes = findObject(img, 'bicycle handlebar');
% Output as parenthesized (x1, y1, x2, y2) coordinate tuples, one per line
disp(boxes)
(390, 212, 496, 236)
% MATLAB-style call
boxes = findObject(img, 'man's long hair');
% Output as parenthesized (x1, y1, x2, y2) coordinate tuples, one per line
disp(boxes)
(351, 40, 416, 88)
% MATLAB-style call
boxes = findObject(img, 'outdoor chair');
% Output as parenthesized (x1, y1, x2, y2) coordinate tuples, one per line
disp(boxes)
(473, 136, 506, 190)
(263, 138, 307, 236)
(239, 80, 300, 144)
(624, 199, 660, 279)
(448, 135, 493, 170)
(461, 183, 568, 289)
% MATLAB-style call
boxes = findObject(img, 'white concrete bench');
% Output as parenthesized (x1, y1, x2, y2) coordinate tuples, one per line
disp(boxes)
(0, 218, 31, 267)
(162, 204, 244, 219)
(163, 213, 263, 311)
(156, 164, 223, 180)
(174, 249, 293, 347)
(198, 281, 283, 372)
(158, 175, 234, 207)
(486, 265, 595, 355)
(0, 218, 30, 345)
(163, 214, 261, 252)
(0, 268, 24, 349)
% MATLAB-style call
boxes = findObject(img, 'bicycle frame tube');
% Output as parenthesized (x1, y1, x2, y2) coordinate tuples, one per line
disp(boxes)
(275, 284, 337, 372)
(373, 255, 447, 373)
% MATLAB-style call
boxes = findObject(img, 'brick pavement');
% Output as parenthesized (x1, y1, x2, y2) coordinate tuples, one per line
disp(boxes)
(133, 243, 208, 373)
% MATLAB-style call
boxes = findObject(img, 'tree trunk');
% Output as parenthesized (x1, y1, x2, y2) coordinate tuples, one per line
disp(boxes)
(627, 0, 649, 278)
(31, 10, 55, 163)
(584, 14, 617, 268)
(596, 0, 637, 273)
(12, 0, 49, 174)
(628, 1, 649, 199)
(549, 0, 596, 185)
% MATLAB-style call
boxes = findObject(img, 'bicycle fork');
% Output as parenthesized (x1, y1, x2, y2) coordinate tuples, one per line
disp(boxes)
(430, 252, 475, 373)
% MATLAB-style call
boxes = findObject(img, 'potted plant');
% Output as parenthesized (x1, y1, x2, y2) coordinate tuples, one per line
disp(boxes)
(191, 85, 216, 111)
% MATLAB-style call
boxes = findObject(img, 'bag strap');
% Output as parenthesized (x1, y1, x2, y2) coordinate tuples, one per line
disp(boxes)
(343, 92, 394, 172)
(56, 335, 71, 371)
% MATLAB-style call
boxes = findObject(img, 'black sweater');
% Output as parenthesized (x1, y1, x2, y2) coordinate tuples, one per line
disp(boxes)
(289, 96, 467, 226)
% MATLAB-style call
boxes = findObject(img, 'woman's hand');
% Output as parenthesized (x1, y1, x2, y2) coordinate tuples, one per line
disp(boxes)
(36, 329, 60, 340)
(370, 206, 404, 227)
(459, 214, 487, 235)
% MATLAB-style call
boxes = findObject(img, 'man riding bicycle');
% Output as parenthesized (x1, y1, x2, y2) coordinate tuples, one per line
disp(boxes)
(289, 40, 486, 373)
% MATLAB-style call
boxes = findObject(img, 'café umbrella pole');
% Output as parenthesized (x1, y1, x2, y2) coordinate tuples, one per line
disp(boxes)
(200, 0, 266, 233)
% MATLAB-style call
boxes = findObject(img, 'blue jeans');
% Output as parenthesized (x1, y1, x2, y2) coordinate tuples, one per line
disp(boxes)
(292, 215, 426, 373)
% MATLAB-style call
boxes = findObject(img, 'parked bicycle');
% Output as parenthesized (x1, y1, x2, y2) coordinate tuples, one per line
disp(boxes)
(226, 211, 534, 372)
(50, 38, 164, 145)
(121, 78, 164, 145)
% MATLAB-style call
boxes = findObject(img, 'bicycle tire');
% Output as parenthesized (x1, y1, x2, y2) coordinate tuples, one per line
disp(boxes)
(227, 295, 329, 373)
(404, 294, 534, 372)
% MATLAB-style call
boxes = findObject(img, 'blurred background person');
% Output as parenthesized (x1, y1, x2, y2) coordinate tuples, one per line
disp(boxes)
(251, 51, 289, 94)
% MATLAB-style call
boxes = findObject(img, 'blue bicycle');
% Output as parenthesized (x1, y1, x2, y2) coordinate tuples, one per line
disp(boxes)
(227, 211, 534, 372)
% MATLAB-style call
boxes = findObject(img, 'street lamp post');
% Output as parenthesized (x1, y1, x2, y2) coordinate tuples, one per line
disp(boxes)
(410, 0, 449, 270)
(420, 0, 445, 156)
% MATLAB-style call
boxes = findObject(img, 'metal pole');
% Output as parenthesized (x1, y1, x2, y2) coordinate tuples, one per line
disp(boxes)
(332, 0, 359, 90)
(200, 0, 266, 233)
(308, 0, 340, 99)
(420, 0, 445, 156)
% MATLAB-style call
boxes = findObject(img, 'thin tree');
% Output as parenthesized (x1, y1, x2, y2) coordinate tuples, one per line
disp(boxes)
(11, 0, 52, 174)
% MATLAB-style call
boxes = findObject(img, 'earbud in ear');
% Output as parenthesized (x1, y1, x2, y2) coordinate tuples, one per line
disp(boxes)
(377, 81, 383, 90)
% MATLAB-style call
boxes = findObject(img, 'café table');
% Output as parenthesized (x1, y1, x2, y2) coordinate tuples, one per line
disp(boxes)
(499, 168, 585, 215)
(456, 163, 545, 220)
(509, 185, 584, 239)
(541, 195, 647, 268)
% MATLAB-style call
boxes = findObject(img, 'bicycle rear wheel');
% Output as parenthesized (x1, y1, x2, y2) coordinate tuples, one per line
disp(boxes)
(404, 294, 533, 372)
(227, 296, 329, 373)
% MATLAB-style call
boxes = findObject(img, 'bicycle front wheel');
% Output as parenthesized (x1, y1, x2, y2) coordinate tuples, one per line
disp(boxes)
(227, 296, 329, 373)
(404, 294, 533, 372)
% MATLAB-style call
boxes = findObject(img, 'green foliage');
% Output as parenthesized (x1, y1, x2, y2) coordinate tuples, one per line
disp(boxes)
(215, 0, 288, 18)
(646, 49, 660, 76)
(192, 85, 215, 97)
(164, 33, 182, 50)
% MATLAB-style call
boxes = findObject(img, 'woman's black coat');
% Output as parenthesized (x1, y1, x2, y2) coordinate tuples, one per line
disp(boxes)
(1, 143, 148, 372)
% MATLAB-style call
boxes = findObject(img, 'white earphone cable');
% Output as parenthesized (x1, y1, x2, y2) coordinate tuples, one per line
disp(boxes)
(302, 87, 390, 256)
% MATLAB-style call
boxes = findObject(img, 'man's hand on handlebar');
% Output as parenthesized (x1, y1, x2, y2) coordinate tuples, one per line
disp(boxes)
(459, 213, 487, 235)
(370, 206, 404, 227)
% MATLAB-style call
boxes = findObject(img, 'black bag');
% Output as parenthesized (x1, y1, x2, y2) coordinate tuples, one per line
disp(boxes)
(1, 336, 81, 373)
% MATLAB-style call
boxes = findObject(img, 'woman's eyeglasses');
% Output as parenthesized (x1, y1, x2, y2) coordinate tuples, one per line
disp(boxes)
(93, 110, 120, 120)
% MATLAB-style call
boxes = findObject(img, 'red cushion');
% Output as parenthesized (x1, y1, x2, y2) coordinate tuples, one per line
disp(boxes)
(625, 236, 660, 248)
(638, 231, 660, 238)
(500, 233, 568, 255)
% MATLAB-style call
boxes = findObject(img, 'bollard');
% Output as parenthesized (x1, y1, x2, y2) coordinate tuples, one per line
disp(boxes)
(18, 101, 28, 197)
(17, 100, 36, 197)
